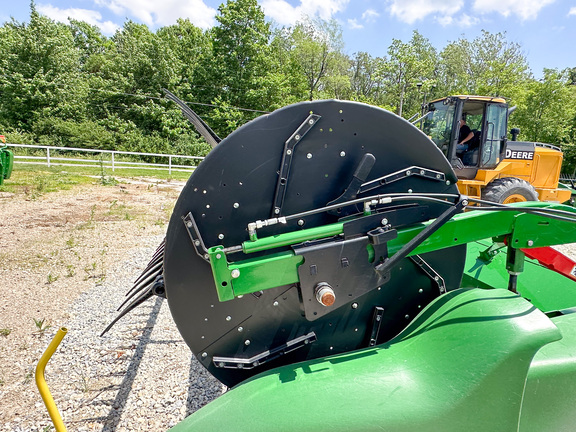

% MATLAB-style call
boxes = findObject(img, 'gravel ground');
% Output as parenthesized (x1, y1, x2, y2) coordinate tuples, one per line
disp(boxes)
(3, 236, 223, 432)
(0, 179, 223, 432)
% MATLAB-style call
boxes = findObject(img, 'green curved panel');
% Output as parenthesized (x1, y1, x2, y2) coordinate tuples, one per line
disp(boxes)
(171, 288, 560, 432)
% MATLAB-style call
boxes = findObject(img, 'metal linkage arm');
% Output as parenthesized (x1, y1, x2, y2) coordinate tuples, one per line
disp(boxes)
(208, 201, 576, 302)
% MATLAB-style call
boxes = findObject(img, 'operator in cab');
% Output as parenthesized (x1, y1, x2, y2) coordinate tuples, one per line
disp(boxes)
(457, 117, 474, 155)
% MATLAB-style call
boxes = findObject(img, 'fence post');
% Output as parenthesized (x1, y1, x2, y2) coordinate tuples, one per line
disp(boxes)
(47, 148, 51, 168)
(112, 152, 115, 172)
(169, 155, 172, 175)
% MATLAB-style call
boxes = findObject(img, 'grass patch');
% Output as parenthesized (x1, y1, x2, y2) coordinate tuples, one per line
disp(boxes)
(0, 163, 191, 197)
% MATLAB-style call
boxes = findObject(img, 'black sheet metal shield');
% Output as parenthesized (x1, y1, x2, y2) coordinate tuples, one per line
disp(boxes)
(163, 100, 464, 386)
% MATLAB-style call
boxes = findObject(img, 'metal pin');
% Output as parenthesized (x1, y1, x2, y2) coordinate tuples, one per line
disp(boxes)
(202, 352, 207, 358)
(186, 221, 193, 228)
(218, 234, 224, 240)
(307, 153, 312, 159)
(226, 316, 231, 321)
(238, 327, 243, 332)
(527, 240, 534, 247)
(340, 151, 346, 157)
(245, 340, 251, 346)
(233, 202, 239, 208)
(231, 269, 240, 278)
(273, 301, 279, 306)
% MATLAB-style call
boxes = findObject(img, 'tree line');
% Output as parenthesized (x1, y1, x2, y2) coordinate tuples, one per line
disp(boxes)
(1, 1, 575, 170)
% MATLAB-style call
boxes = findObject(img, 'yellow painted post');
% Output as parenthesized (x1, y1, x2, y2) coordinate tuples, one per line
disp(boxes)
(35, 327, 68, 432)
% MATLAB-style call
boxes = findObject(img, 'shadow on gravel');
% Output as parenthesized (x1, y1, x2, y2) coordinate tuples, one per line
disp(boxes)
(101, 296, 164, 432)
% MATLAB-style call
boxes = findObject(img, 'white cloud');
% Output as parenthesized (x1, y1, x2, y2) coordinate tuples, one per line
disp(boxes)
(361, 9, 379, 22)
(261, 0, 350, 25)
(95, 0, 217, 29)
(569, 7, 576, 16)
(472, 0, 556, 20)
(457, 13, 479, 27)
(347, 18, 363, 29)
(388, 0, 463, 24)
(37, 4, 120, 34)
(437, 15, 454, 26)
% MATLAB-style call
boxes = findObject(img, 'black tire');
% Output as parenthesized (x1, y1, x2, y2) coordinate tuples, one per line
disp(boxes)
(481, 177, 539, 204)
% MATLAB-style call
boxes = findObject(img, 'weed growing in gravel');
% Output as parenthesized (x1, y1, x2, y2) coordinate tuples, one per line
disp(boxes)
(66, 265, 76, 277)
(66, 237, 77, 249)
(23, 369, 34, 385)
(46, 273, 59, 284)
(33, 318, 51, 334)
(0, 328, 11, 337)
(73, 368, 92, 393)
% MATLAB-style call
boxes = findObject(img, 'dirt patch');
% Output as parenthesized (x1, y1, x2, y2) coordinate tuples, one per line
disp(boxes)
(0, 177, 184, 426)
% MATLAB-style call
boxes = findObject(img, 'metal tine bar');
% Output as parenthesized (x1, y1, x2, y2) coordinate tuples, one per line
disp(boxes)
(117, 281, 154, 310)
(132, 257, 164, 286)
(101, 290, 156, 336)
(121, 268, 163, 308)
(132, 241, 165, 283)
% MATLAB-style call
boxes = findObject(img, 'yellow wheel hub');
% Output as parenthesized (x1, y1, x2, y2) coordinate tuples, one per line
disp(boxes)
(503, 194, 528, 204)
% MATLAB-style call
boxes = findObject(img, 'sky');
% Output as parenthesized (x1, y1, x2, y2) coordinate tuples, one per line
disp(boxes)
(1, 0, 575, 78)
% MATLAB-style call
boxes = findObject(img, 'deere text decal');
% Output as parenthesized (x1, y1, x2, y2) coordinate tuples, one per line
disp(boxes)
(505, 149, 534, 160)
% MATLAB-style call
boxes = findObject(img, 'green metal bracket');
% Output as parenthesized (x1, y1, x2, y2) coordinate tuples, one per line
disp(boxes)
(209, 246, 303, 301)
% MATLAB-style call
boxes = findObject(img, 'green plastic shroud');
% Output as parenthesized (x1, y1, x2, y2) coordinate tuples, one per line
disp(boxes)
(0, 146, 14, 185)
(171, 286, 576, 431)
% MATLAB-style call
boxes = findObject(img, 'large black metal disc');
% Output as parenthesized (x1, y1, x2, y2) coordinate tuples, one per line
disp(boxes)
(164, 100, 465, 386)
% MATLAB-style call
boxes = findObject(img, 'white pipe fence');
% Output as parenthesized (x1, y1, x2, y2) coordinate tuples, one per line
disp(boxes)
(5, 143, 204, 174)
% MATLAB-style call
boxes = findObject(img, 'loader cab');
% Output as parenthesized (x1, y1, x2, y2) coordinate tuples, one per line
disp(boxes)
(422, 96, 508, 180)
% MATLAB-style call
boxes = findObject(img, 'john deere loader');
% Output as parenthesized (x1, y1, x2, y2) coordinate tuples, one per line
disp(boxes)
(422, 95, 572, 204)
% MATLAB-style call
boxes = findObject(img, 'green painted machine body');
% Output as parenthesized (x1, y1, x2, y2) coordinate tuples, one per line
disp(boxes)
(171, 288, 576, 432)
(172, 201, 576, 432)
(0, 145, 13, 185)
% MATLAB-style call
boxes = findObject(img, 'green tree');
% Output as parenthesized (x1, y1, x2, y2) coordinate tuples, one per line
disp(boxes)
(290, 17, 346, 101)
(512, 69, 575, 145)
(0, 6, 85, 132)
(380, 30, 437, 117)
(439, 31, 530, 98)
